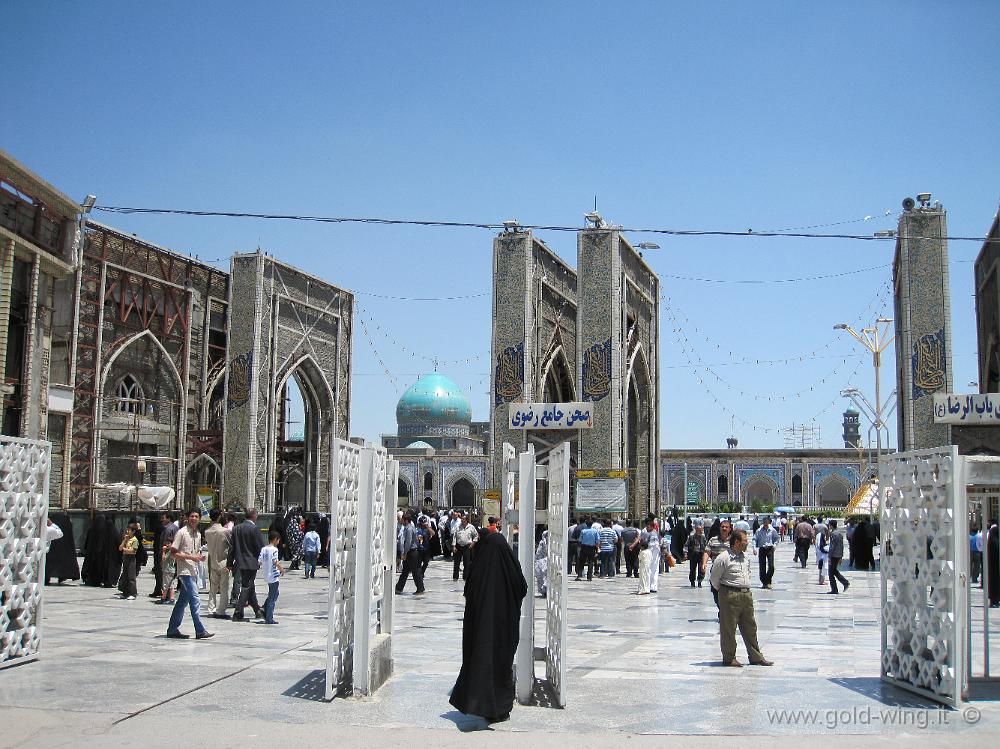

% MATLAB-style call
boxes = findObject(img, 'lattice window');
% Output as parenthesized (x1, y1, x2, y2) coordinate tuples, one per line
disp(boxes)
(114, 374, 146, 415)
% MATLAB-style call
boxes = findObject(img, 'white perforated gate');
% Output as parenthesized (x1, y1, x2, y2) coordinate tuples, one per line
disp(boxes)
(327, 439, 394, 698)
(545, 442, 570, 707)
(880, 446, 968, 706)
(514, 441, 569, 707)
(0, 437, 51, 667)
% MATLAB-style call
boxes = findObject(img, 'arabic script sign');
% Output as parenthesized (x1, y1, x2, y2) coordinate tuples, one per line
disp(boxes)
(508, 402, 594, 430)
(933, 393, 1000, 425)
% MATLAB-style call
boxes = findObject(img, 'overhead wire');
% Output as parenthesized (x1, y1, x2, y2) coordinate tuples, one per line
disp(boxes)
(92, 205, 992, 242)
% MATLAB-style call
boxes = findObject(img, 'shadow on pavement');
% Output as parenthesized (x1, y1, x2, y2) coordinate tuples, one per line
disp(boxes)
(282, 669, 332, 702)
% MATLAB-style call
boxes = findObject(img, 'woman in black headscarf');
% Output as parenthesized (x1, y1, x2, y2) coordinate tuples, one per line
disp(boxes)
(670, 516, 688, 563)
(45, 513, 80, 584)
(102, 512, 123, 588)
(81, 514, 108, 586)
(449, 530, 527, 723)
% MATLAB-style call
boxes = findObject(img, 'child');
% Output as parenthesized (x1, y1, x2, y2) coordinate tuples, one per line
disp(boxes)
(302, 524, 321, 579)
(259, 530, 285, 624)
(118, 527, 139, 600)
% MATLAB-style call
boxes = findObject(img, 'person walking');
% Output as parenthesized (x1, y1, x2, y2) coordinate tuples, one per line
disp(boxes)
(971, 526, 983, 587)
(166, 509, 213, 640)
(453, 514, 478, 581)
(396, 514, 426, 595)
(644, 517, 662, 593)
(575, 519, 599, 582)
(793, 516, 814, 568)
(449, 530, 527, 724)
(815, 520, 829, 585)
(259, 530, 285, 624)
(228, 508, 265, 621)
(204, 509, 231, 619)
(753, 516, 780, 589)
(825, 520, 850, 594)
(708, 529, 772, 667)
(633, 525, 653, 595)
(684, 520, 709, 588)
(147, 513, 168, 599)
(612, 518, 625, 574)
(302, 523, 321, 578)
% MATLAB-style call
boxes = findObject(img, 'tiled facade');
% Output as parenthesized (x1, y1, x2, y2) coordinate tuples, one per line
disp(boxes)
(893, 199, 953, 451)
(660, 448, 868, 509)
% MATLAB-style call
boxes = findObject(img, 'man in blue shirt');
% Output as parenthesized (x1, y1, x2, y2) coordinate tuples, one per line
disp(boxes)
(753, 516, 780, 589)
(576, 518, 600, 582)
(395, 514, 426, 595)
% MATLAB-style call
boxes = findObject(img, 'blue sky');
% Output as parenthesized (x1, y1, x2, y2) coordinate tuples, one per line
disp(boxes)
(4, 2, 998, 449)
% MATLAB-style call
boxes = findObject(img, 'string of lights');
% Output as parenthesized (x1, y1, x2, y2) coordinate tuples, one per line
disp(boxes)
(661, 278, 892, 373)
(92, 204, 991, 242)
(354, 312, 401, 395)
(354, 303, 486, 366)
(661, 278, 892, 433)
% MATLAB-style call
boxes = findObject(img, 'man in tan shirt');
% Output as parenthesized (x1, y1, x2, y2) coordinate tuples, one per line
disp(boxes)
(205, 508, 231, 618)
(167, 510, 214, 640)
(708, 529, 772, 667)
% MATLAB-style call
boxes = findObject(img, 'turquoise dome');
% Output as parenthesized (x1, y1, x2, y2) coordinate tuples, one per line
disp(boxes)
(396, 373, 472, 426)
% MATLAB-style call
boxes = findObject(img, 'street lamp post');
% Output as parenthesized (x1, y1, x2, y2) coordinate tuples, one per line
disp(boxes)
(834, 317, 895, 485)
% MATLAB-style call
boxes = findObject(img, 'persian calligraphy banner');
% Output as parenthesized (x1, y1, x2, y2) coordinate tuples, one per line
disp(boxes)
(508, 402, 594, 430)
(933, 393, 1000, 424)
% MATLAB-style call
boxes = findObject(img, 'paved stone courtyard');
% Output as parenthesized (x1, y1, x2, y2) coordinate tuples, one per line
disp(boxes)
(1, 542, 998, 747)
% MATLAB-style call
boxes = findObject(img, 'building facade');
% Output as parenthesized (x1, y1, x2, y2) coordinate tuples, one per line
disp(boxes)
(0, 150, 84, 504)
(489, 224, 660, 518)
(382, 372, 489, 509)
(660, 448, 868, 510)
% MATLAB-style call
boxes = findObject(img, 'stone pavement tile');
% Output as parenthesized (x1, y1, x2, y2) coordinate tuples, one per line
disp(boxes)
(2, 543, 998, 737)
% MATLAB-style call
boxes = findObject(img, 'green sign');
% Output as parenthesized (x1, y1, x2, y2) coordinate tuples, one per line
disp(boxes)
(685, 481, 700, 505)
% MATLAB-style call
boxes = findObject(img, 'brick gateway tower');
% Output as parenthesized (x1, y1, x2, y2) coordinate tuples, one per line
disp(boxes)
(490, 224, 660, 518)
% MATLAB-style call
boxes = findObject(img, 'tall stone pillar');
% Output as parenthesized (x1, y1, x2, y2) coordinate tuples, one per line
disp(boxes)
(576, 229, 659, 517)
(489, 231, 536, 491)
(893, 197, 953, 451)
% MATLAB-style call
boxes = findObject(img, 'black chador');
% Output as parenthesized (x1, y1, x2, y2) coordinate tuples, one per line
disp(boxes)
(45, 513, 80, 583)
(449, 530, 527, 722)
(81, 514, 108, 586)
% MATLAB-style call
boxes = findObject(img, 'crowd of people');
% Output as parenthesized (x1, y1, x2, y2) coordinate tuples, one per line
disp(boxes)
(39, 501, 1000, 724)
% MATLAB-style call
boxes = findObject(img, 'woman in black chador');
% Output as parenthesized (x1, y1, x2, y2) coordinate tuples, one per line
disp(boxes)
(81, 514, 108, 586)
(449, 530, 527, 723)
(45, 513, 80, 584)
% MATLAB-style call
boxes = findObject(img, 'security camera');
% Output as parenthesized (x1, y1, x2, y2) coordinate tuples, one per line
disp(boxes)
(916, 192, 931, 206)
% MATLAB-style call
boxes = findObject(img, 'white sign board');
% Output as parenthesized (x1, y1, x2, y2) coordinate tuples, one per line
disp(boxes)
(933, 393, 1000, 425)
(575, 478, 627, 513)
(508, 402, 593, 430)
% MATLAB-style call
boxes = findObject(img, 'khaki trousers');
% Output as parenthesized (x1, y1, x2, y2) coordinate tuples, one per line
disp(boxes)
(208, 564, 230, 615)
(718, 586, 765, 663)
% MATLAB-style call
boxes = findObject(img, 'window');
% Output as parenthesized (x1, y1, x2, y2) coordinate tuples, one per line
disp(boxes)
(424, 471, 433, 491)
(115, 375, 145, 415)
(718, 475, 728, 494)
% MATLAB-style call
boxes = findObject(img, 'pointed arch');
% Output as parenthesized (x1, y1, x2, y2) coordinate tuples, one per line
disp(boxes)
(100, 329, 182, 393)
(815, 473, 853, 506)
(538, 331, 576, 403)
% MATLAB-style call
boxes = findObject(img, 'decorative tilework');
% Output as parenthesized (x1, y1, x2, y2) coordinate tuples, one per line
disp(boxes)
(808, 465, 860, 501)
(911, 328, 947, 399)
(581, 338, 612, 402)
(736, 465, 785, 505)
(494, 341, 524, 406)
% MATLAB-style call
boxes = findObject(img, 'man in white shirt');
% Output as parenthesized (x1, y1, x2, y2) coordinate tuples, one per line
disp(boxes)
(452, 515, 478, 581)
(167, 510, 213, 640)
